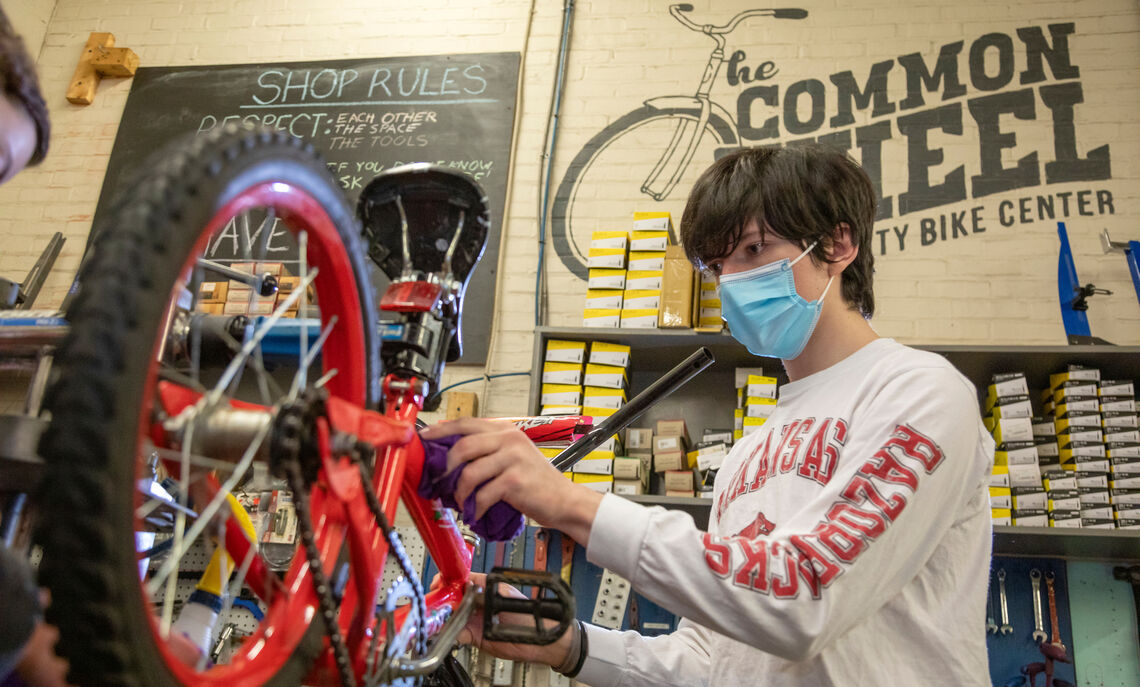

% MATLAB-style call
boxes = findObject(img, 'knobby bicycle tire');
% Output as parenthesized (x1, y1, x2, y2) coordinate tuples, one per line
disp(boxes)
(35, 124, 379, 687)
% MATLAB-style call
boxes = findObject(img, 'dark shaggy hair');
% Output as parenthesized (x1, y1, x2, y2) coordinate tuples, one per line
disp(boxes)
(0, 4, 49, 165)
(680, 144, 877, 318)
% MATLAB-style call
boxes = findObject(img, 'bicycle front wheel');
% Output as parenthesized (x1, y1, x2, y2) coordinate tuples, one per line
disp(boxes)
(551, 107, 733, 279)
(36, 124, 379, 686)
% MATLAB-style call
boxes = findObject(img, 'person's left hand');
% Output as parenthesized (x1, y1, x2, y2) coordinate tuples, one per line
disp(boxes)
(420, 418, 602, 545)
(15, 592, 75, 687)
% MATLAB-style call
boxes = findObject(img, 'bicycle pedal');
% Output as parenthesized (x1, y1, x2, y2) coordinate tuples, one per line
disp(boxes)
(482, 567, 574, 645)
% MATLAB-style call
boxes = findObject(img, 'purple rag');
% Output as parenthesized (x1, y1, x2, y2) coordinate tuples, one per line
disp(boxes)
(418, 435, 524, 542)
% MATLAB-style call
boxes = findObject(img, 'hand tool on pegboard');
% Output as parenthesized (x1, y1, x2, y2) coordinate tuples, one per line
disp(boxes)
(1036, 571, 1072, 687)
(531, 528, 549, 598)
(491, 541, 515, 686)
(560, 534, 574, 587)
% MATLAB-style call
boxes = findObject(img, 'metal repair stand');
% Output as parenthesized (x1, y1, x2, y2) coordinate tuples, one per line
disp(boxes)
(0, 231, 67, 550)
(1100, 229, 1140, 308)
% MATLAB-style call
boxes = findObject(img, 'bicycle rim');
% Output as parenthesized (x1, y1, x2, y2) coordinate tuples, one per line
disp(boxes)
(551, 109, 728, 279)
(37, 125, 377, 687)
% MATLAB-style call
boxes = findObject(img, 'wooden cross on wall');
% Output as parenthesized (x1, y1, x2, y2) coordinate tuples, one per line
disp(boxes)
(67, 32, 139, 105)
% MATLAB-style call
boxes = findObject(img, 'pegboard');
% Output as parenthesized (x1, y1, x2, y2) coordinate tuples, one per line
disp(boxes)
(988, 557, 1077, 687)
(377, 523, 428, 604)
(1067, 562, 1140, 687)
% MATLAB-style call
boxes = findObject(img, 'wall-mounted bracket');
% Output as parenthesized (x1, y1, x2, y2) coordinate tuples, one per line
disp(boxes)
(66, 32, 139, 105)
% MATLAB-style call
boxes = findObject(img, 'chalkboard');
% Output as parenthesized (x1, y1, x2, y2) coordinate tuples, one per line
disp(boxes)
(91, 52, 521, 365)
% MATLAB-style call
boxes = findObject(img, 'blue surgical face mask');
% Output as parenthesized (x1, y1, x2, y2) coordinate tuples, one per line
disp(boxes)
(716, 241, 834, 359)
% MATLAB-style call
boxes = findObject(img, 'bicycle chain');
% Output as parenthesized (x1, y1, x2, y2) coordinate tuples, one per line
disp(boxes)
(349, 446, 429, 682)
(275, 388, 428, 686)
(283, 458, 357, 687)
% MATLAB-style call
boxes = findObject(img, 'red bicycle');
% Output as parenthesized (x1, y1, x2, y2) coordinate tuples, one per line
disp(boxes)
(34, 124, 710, 687)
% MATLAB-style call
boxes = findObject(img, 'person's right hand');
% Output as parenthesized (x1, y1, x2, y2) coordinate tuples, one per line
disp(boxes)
(446, 572, 578, 668)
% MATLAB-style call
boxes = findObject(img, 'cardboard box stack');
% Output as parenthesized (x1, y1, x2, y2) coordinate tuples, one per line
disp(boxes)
(541, 339, 587, 416)
(572, 341, 633, 493)
(198, 262, 301, 317)
(584, 231, 628, 327)
(655, 419, 692, 497)
(983, 372, 1043, 527)
(734, 368, 777, 443)
(1041, 367, 1139, 530)
(988, 365, 1140, 530)
(619, 426, 654, 496)
(622, 213, 671, 329)
(696, 271, 722, 331)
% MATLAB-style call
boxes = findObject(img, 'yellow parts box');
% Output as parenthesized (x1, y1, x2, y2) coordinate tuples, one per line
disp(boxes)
(541, 361, 583, 386)
(632, 211, 673, 233)
(587, 246, 628, 270)
(545, 339, 588, 363)
(573, 457, 613, 475)
(620, 309, 659, 329)
(541, 405, 582, 416)
(989, 486, 1012, 509)
(745, 375, 778, 399)
(742, 416, 768, 436)
(540, 383, 582, 406)
(583, 386, 626, 409)
(629, 229, 670, 252)
(588, 268, 626, 290)
(623, 289, 661, 311)
(571, 473, 613, 493)
(585, 289, 624, 310)
(589, 341, 631, 368)
(628, 251, 666, 272)
(590, 230, 629, 251)
(990, 416, 1034, 445)
(584, 363, 628, 389)
(625, 270, 663, 291)
(583, 308, 621, 328)
(745, 397, 778, 418)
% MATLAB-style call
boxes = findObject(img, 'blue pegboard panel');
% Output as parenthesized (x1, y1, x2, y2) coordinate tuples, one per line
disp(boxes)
(1067, 561, 1140, 687)
(988, 557, 1077, 687)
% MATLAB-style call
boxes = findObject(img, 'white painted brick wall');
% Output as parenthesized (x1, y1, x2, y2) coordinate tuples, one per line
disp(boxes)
(1, 0, 1138, 419)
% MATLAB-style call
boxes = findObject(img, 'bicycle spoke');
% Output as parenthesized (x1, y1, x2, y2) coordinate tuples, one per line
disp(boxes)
(146, 418, 272, 599)
(205, 267, 318, 407)
(159, 421, 197, 635)
(296, 231, 310, 395)
(288, 315, 337, 400)
(314, 368, 339, 390)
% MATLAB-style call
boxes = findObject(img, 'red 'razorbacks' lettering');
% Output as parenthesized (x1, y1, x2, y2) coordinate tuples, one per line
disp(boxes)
(732, 537, 770, 592)
(769, 541, 799, 598)
(779, 418, 814, 473)
(842, 474, 908, 521)
(798, 418, 833, 485)
(747, 431, 775, 492)
(858, 448, 920, 490)
(883, 424, 945, 472)
(702, 533, 732, 577)
(790, 535, 841, 597)
(812, 520, 866, 563)
(826, 502, 888, 540)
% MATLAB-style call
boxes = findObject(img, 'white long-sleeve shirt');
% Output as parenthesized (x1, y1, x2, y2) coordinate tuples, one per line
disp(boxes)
(578, 338, 994, 686)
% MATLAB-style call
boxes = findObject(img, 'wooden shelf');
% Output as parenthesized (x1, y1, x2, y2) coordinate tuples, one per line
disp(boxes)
(623, 494, 1140, 562)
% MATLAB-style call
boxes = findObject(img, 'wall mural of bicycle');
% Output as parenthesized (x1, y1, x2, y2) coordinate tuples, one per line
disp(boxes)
(549, 4, 1116, 281)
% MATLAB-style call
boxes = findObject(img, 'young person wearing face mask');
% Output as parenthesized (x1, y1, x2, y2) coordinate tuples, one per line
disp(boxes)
(422, 144, 994, 685)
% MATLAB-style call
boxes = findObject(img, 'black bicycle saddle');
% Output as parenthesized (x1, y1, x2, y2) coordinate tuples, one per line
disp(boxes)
(357, 164, 489, 376)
